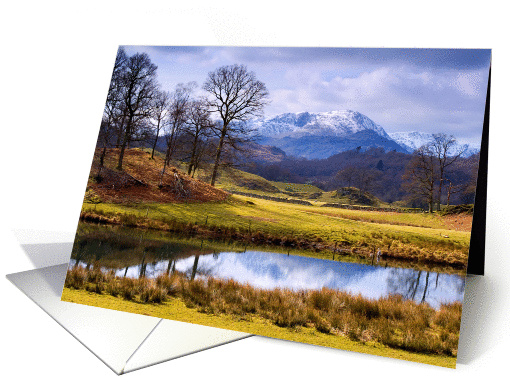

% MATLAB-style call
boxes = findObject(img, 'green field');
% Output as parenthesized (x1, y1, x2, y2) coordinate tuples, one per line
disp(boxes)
(83, 193, 469, 270)
(270, 181, 323, 193)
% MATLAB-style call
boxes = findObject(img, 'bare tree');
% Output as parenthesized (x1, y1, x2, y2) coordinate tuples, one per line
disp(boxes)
(445, 178, 467, 206)
(402, 145, 437, 212)
(159, 83, 195, 185)
(430, 134, 464, 210)
(117, 53, 158, 170)
(203, 64, 269, 186)
(355, 168, 379, 197)
(149, 90, 171, 159)
(97, 47, 128, 177)
(182, 98, 214, 176)
(336, 166, 356, 188)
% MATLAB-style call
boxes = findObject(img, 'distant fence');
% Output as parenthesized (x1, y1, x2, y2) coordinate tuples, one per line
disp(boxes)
(227, 190, 313, 206)
(320, 203, 423, 213)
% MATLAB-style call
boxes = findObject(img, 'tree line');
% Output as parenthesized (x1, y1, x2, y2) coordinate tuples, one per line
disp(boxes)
(97, 47, 269, 186)
(245, 141, 478, 209)
(333, 135, 476, 211)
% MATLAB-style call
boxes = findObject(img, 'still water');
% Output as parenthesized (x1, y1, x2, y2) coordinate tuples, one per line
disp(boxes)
(74, 247, 464, 309)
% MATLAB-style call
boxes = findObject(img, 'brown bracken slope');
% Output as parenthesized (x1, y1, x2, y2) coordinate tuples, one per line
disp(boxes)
(87, 148, 229, 203)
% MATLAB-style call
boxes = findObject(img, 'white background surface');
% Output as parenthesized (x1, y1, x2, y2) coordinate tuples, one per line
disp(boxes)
(1, 1, 509, 380)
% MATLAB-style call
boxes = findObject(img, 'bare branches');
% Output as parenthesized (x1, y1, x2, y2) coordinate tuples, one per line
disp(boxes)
(203, 64, 270, 186)
(159, 82, 195, 185)
(402, 145, 436, 212)
(149, 90, 171, 159)
(182, 98, 214, 176)
(430, 133, 464, 210)
(117, 52, 159, 170)
(402, 133, 466, 212)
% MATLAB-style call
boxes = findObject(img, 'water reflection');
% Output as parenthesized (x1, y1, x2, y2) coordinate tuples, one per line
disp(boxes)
(72, 248, 465, 309)
(173, 251, 465, 309)
(70, 223, 464, 309)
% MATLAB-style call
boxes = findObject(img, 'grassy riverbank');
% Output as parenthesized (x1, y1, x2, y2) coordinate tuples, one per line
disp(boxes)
(62, 267, 460, 368)
(81, 195, 470, 270)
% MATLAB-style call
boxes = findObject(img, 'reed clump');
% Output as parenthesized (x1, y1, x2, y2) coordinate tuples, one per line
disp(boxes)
(65, 267, 461, 356)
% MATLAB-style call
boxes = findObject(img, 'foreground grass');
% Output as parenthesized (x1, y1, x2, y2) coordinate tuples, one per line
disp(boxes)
(63, 268, 460, 368)
(82, 194, 470, 269)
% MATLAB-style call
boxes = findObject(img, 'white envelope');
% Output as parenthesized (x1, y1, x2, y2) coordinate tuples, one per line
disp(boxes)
(6, 236, 251, 375)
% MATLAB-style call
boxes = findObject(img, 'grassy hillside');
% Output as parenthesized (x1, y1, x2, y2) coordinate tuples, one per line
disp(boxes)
(88, 148, 227, 203)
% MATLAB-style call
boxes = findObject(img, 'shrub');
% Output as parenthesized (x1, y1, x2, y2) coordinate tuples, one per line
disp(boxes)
(120, 213, 139, 227)
(86, 281, 105, 294)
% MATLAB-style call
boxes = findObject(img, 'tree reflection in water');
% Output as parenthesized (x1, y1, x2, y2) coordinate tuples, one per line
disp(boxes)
(387, 268, 464, 305)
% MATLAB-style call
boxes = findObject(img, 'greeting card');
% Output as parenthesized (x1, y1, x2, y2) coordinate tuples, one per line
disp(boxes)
(60, 46, 490, 368)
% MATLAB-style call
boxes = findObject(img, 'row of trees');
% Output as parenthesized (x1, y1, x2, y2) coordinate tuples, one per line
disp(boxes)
(335, 134, 473, 211)
(98, 48, 270, 186)
(245, 144, 477, 208)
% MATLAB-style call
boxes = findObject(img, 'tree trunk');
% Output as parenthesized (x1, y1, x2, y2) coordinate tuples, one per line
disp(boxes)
(159, 146, 171, 186)
(210, 124, 227, 186)
(437, 180, 443, 211)
(188, 135, 199, 175)
(437, 166, 445, 211)
(114, 114, 127, 148)
(410, 271, 422, 300)
(190, 255, 200, 281)
(117, 116, 133, 171)
(151, 133, 159, 159)
(97, 146, 108, 178)
(139, 253, 146, 279)
(421, 272, 430, 303)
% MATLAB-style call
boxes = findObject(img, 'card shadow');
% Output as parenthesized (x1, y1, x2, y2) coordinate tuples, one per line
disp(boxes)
(18, 243, 72, 296)
(456, 274, 495, 364)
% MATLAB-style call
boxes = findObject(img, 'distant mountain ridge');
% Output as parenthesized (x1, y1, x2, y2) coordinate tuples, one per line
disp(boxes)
(250, 110, 479, 159)
(251, 110, 404, 159)
(252, 110, 390, 139)
(257, 130, 405, 160)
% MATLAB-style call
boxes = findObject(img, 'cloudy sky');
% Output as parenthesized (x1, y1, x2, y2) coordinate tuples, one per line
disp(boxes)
(122, 46, 490, 145)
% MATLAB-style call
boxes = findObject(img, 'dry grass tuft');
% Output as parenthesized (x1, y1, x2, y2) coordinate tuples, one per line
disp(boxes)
(65, 267, 462, 356)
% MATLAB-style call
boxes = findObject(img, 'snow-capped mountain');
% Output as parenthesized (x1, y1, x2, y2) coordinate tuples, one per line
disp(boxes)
(389, 132, 480, 158)
(252, 110, 390, 139)
(248, 110, 479, 160)
(250, 110, 405, 159)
